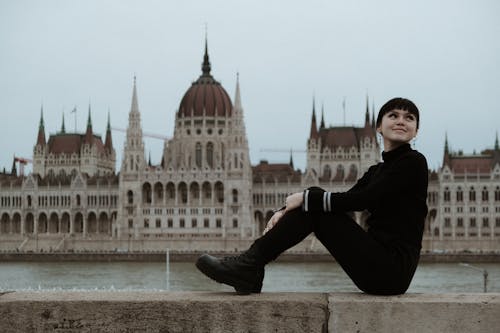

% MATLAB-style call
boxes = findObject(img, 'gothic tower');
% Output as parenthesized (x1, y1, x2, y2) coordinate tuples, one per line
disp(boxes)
(118, 77, 145, 238)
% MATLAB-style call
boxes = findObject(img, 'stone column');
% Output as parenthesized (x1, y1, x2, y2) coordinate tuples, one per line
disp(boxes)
(70, 214, 74, 234)
(34, 215, 38, 235)
(83, 215, 87, 237)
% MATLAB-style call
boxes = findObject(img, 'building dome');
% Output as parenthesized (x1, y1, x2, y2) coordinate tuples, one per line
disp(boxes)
(178, 42, 232, 118)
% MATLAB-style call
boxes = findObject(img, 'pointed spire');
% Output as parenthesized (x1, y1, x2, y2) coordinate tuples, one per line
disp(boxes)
(444, 132, 449, 154)
(105, 111, 113, 152)
(148, 151, 152, 167)
(36, 105, 46, 146)
(365, 95, 370, 125)
(495, 132, 499, 150)
(234, 72, 242, 110)
(443, 132, 451, 166)
(320, 103, 325, 130)
(289, 149, 294, 169)
(85, 104, 93, 144)
(60, 112, 66, 134)
(201, 34, 212, 76)
(11, 156, 17, 176)
(87, 104, 92, 128)
(131, 76, 139, 114)
(309, 97, 319, 139)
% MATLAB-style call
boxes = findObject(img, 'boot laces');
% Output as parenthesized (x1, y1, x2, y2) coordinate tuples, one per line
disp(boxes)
(221, 253, 249, 263)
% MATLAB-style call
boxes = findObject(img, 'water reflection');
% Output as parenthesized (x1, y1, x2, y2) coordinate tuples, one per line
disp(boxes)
(0, 262, 498, 293)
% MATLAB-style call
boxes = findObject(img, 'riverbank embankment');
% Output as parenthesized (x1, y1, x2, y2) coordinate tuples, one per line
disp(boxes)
(0, 251, 499, 262)
(0, 291, 499, 332)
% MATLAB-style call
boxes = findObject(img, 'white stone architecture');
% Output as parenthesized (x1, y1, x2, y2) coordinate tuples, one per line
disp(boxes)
(116, 42, 253, 251)
(0, 41, 499, 253)
(423, 135, 500, 252)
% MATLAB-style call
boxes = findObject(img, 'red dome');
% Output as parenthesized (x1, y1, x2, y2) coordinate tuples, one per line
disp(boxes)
(178, 44, 232, 118)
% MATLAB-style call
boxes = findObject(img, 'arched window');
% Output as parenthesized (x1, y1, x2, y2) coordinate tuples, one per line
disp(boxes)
(166, 182, 175, 201)
(215, 182, 224, 204)
(232, 189, 238, 203)
(456, 187, 463, 202)
(190, 182, 200, 202)
(202, 182, 212, 204)
(206, 142, 214, 168)
(154, 182, 163, 203)
(323, 165, 332, 180)
(221, 143, 225, 169)
(334, 165, 345, 181)
(179, 182, 188, 204)
(76, 194, 81, 206)
(127, 191, 133, 204)
(469, 187, 476, 202)
(195, 142, 202, 168)
(482, 187, 489, 202)
(142, 183, 152, 204)
(443, 187, 450, 202)
(495, 186, 500, 201)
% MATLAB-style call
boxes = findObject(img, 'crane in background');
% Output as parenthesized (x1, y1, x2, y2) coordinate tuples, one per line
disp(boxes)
(13, 156, 32, 177)
(111, 127, 170, 141)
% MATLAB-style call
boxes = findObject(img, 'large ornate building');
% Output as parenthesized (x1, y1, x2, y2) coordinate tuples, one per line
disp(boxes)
(424, 136, 500, 252)
(0, 42, 499, 253)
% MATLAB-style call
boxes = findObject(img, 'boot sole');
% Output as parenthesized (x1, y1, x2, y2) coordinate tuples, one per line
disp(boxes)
(195, 255, 261, 295)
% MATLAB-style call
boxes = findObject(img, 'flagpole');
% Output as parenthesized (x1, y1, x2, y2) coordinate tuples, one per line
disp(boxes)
(342, 97, 346, 126)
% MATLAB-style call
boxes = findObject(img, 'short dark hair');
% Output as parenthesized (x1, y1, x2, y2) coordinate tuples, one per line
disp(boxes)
(376, 97, 420, 129)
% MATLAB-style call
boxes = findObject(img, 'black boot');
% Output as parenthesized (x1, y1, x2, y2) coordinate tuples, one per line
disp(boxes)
(195, 251, 264, 295)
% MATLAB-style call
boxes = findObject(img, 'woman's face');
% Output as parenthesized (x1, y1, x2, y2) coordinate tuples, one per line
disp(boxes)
(377, 109, 418, 151)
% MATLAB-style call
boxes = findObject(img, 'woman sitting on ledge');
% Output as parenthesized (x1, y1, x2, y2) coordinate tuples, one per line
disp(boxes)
(196, 97, 428, 295)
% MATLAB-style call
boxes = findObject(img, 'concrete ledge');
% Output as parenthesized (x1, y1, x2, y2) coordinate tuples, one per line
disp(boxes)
(0, 291, 328, 332)
(329, 293, 500, 333)
(0, 291, 499, 332)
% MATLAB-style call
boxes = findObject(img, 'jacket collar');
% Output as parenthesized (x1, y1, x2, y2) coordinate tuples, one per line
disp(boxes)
(382, 143, 412, 163)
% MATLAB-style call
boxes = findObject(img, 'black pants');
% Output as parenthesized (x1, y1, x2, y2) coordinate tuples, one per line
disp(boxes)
(251, 209, 415, 295)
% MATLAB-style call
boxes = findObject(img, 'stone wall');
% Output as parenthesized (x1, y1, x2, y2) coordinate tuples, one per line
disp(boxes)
(0, 291, 499, 332)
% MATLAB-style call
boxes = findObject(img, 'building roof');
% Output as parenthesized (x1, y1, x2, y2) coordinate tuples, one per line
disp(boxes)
(178, 40, 232, 118)
(252, 160, 301, 183)
(319, 125, 375, 151)
(47, 133, 106, 155)
(448, 155, 493, 174)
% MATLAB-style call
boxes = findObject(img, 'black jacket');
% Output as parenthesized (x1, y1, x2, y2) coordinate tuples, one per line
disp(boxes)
(303, 143, 428, 253)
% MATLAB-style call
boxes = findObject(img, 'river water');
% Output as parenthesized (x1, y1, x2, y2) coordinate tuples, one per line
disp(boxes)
(0, 262, 499, 293)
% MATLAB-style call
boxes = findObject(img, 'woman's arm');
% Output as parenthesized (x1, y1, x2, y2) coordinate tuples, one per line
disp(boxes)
(304, 153, 427, 213)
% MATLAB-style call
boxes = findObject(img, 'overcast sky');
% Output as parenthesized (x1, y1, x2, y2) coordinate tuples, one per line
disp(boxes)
(1, 0, 499, 174)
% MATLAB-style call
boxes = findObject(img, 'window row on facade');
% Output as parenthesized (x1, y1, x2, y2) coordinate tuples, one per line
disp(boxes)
(0, 211, 116, 235)
(134, 217, 237, 229)
(442, 186, 500, 203)
(442, 216, 500, 229)
(442, 206, 500, 213)
(0, 195, 118, 209)
(253, 192, 289, 206)
(135, 181, 234, 205)
(321, 164, 358, 181)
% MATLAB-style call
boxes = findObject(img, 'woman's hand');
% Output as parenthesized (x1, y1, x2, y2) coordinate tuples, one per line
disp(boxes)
(284, 192, 303, 212)
(263, 192, 303, 235)
(263, 209, 284, 235)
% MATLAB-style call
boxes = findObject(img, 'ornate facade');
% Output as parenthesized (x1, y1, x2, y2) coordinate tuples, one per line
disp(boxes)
(116, 42, 254, 249)
(424, 136, 500, 252)
(0, 42, 499, 253)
